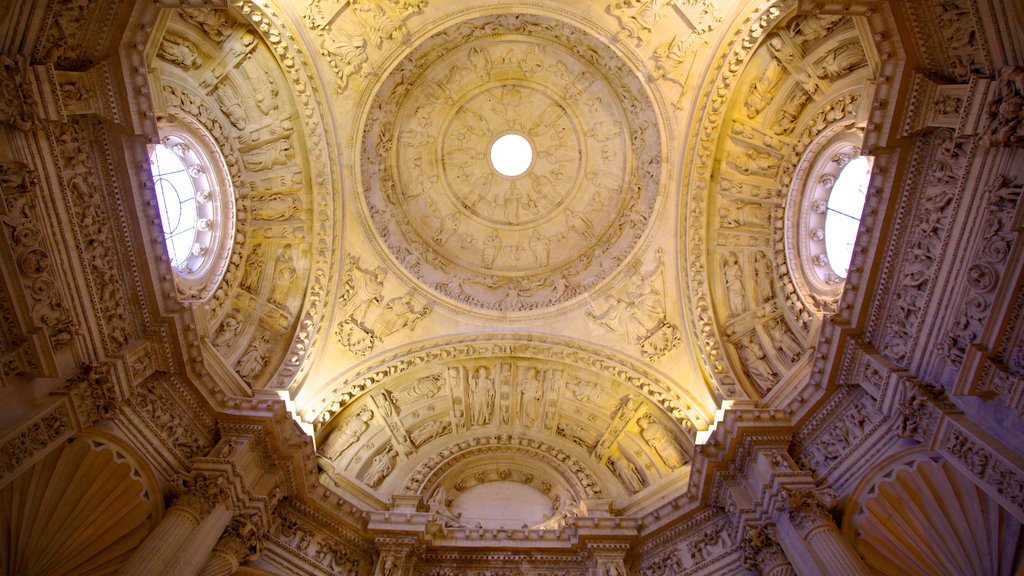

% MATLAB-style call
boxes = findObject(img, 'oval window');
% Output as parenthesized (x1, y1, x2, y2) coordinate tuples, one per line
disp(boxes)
(151, 143, 199, 269)
(823, 156, 870, 277)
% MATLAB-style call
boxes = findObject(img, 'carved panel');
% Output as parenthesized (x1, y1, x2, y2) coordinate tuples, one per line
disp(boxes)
(361, 14, 662, 312)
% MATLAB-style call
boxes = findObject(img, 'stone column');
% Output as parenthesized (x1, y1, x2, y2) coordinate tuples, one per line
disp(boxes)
(741, 524, 797, 576)
(776, 489, 870, 576)
(169, 502, 234, 576)
(197, 513, 263, 576)
(119, 475, 229, 576)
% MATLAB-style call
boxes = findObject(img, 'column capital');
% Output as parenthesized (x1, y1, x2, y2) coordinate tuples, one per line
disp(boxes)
(212, 512, 264, 562)
(778, 486, 838, 537)
(740, 524, 792, 575)
(170, 472, 231, 520)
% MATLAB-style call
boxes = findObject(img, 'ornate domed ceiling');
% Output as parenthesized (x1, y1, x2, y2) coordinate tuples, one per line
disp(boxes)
(359, 14, 663, 312)
(138, 0, 887, 534)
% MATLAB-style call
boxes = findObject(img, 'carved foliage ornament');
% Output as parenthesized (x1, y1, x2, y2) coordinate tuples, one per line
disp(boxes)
(361, 14, 663, 312)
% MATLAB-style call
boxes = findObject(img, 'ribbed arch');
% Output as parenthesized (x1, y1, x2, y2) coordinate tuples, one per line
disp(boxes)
(0, 434, 158, 576)
(852, 458, 1024, 576)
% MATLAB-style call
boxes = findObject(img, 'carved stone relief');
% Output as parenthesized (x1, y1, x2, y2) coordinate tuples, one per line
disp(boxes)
(334, 255, 431, 356)
(361, 14, 662, 312)
(0, 162, 72, 348)
(586, 249, 680, 361)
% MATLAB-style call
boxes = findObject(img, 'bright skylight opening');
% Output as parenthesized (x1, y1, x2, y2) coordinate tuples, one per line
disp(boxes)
(490, 134, 532, 177)
(150, 143, 198, 269)
(824, 156, 870, 278)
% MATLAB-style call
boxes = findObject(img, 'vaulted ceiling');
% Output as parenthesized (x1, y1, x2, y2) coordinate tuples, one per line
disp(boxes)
(143, 0, 876, 525)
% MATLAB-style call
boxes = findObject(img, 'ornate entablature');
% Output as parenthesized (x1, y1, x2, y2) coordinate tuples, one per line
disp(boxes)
(358, 13, 665, 313)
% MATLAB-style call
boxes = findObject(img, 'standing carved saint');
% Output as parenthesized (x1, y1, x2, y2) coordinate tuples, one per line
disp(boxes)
(723, 253, 745, 314)
(469, 366, 496, 425)
(609, 454, 645, 493)
(637, 414, 688, 469)
(269, 244, 296, 311)
(739, 337, 776, 386)
(518, 367, 544, 426)
(320, 407, 374, 460)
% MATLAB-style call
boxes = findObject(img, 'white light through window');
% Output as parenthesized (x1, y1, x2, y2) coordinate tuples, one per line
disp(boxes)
(824, 156, 870, 278)
(151, 144, 198, 269)
(490, 134, 533, 177)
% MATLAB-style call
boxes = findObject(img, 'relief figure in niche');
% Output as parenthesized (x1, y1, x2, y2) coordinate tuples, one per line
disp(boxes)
(241, 245, 265, 293)
(637, 414, 688, 469)
(767, 320, 803, 362)
(481, 230, 502, 268)
(739, 336, 776, 386)
(518, 367, 544, 426)
(181, 7, 234, 42)
(214, 85, 247, 130)
(158, 36, 201, 69)
(236, 332, 270, 382)
(252, 193, 299, 221)
(469, 366, 496, 425)
(320, 407, 373, 460)
(269, 244, 296, 310)
(745, 59, 781, 119)
(409, 419, 449, 446)
(243, 138, 293, 171)
(364, 447, 397, 488)
(609, 454, 645, 494)
(529, 230, 552, 267)
(722, 253, 745, 314)
(211, 311, 241, 348)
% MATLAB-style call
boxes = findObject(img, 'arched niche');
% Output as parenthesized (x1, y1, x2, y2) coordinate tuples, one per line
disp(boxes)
(0, 431, 162, 576)
(848, 452, 1024, 576)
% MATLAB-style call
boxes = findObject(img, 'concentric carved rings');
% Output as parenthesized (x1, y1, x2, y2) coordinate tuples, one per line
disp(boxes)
(360, 14, 662, 312)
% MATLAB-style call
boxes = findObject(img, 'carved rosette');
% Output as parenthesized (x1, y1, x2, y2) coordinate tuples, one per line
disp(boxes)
(361, 14, 662, 312)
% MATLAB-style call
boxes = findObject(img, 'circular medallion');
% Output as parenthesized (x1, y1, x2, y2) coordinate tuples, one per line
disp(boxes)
(361, 14, 662, 311)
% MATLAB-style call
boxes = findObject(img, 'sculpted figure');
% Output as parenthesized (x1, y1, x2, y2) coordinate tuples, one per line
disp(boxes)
(373, 294, 429, 338)
(739, 337, 776, 384)
(252, 193, 299, 221)
(320, 407, 373, 459)
(364, 448, 397, 488)
(469, 366, 496, 425)
(637, 414, 688, 469)
(609, 454, 645, 493)
(235, 333, 270, 381)
(722, 254, 745, 314)
(518, 367, 544, 426)
(211, 312, 241, 348)
(410, 419, 449, 446)
(482, 230, 502, 268)
(269, 244, 296, 310)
